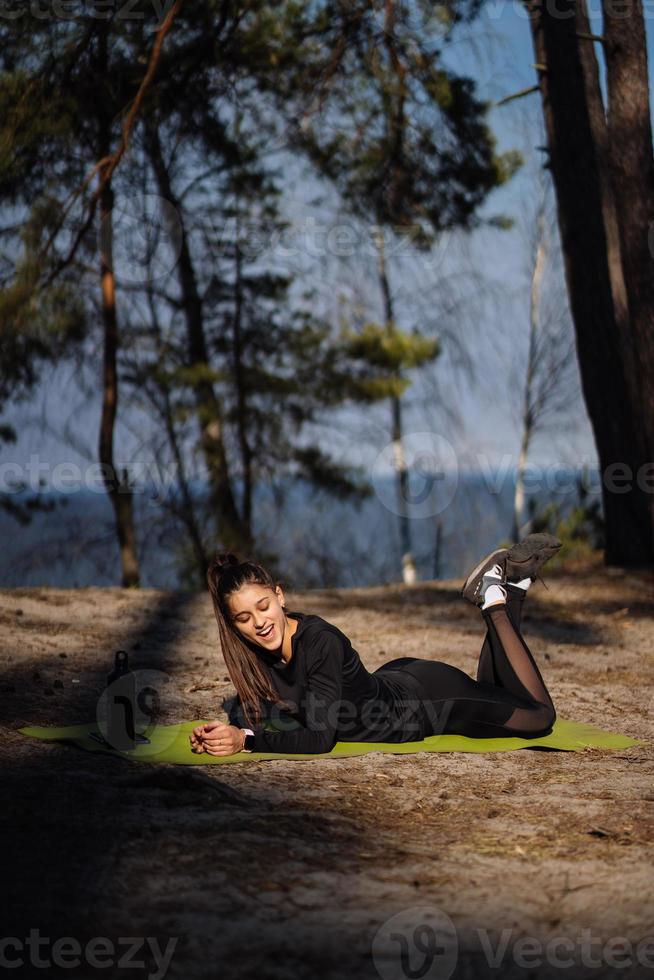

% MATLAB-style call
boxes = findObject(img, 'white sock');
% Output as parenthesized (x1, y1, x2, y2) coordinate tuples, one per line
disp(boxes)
(512, 578, 532, 591)
(482, 584, 507, 610)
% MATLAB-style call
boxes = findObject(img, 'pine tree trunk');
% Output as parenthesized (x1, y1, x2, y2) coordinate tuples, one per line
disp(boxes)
(376, 233, 417, 584)
(95, 21, 140, 588)
(602, 0, 654, 468)
(514, 218, 546, 542)
(159, 380, 209, 583)
(146, 125, 247, 555)
(98, 175, 141, 588)
(232, 234, 253, 546)
(528, 0, 654, 566)
(513, 437, 529, 544)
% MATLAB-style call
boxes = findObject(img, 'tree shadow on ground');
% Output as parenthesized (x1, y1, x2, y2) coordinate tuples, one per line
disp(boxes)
(0, 590, 379, 979)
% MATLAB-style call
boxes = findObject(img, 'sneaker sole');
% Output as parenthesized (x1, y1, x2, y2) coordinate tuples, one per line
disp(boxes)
(506, 533, 562, 581)
(507, 532, 562, 562)
(461, 548, 508, 606)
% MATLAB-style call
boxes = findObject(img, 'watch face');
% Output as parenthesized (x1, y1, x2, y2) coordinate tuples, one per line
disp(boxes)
(244, 734, 256, 751)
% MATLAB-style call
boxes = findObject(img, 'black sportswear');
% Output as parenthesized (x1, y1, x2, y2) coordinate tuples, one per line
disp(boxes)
(227, 596, 556, 755)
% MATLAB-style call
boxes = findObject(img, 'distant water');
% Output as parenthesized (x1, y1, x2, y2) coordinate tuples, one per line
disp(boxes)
(0, 471, 600, 590)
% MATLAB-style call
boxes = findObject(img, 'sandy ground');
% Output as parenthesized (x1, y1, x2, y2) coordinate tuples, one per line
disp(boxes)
(1, 562, 653, 980)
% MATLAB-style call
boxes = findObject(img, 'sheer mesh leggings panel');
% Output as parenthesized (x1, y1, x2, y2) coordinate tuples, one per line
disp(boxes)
(479, 602, 556, 735)
(477, 584, 524, 685)
(378, 594, 556, 739)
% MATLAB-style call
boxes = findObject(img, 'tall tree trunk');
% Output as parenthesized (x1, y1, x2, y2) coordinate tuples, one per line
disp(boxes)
(159, 377, 210, 581)
(513, 211, 546, 542)
(375, 231, 417, 585)
(96, 22, 140, 588)
(232, 233, 254, 545)
(140, 286, 209, 582)
(528, 0, 654, 566)
(602, 0, 654, 447)
(98, 172, 141, 587)
(146, 124, 247, 554)
(432, 519, 443, 579)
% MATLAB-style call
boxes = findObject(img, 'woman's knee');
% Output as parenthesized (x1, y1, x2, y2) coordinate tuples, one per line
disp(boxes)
(527, 701, 556, 736)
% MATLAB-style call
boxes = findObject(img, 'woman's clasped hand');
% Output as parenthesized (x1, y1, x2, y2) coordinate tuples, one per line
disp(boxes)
(189, 720, 246, 756)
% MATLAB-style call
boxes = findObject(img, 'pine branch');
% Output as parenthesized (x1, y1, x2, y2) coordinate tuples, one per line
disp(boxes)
(494, 84, 540, 108)
(40, 0, 185, 289)
(576, 31, 605, 43)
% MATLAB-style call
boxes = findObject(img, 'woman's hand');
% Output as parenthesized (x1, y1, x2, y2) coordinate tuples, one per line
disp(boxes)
(189, 725, 206, 753)
(189, 720, 246, 756)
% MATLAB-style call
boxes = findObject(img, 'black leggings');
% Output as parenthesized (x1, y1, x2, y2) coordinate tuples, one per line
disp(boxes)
(376, 586, 556, 739)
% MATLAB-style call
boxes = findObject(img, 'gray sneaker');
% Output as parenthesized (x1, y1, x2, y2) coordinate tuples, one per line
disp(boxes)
(461, 548, 508, 606)
(505, 533, 562, 582)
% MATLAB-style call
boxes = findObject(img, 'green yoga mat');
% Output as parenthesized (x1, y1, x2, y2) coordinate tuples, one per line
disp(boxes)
(18, 718, 643, 765)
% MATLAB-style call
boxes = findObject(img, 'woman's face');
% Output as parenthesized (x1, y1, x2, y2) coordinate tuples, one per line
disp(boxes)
(228, 583, 287, 651)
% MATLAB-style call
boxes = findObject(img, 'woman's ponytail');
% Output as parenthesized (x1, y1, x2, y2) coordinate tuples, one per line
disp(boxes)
(206, 551, 291, 727)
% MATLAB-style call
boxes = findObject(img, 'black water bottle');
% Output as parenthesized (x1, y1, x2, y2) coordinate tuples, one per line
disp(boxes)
(105, 650, 136, 751)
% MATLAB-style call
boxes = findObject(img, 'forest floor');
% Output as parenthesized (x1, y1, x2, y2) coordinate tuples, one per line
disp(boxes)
(1, 559, 653, 980)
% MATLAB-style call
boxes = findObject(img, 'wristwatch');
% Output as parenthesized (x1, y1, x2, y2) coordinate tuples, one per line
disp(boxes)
(241, 728, 255, 752)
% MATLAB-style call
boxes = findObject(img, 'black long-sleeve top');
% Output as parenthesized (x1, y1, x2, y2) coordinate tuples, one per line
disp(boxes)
(225, 611, 429, 754)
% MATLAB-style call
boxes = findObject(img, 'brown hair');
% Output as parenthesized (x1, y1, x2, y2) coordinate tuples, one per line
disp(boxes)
(206, 551, 293, 727)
